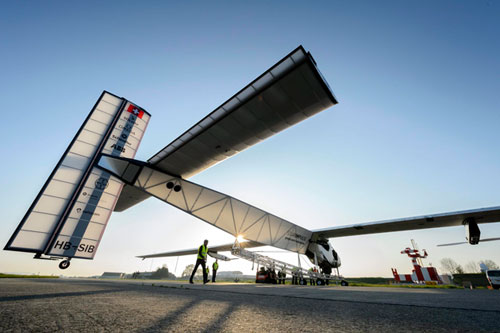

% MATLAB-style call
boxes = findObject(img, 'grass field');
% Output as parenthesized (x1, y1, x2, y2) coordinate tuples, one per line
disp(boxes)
(0, 273, 59, 279)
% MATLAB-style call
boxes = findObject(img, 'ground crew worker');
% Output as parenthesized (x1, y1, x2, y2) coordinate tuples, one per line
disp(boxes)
(212, 259, 219, 283)
(309, 268, 315, 285)
(278, 267, 286, 284)
(189, 239, 209, 284)
(321, 266, 331, 286)
(298, 270, 305, 285)
(206, 266, 210, 282)
(313, 267, 321, 285)
(292, 267, 298, 285)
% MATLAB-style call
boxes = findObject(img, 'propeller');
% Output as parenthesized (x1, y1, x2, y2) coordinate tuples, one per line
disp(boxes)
(437, 237, 500, 247)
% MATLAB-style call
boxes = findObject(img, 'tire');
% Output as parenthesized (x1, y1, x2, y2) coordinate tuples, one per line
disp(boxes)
(340, 280, 349, 286)
(59, 260, 70, 270)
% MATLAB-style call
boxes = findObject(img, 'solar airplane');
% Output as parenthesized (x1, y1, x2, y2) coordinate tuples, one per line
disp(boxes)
(5, 46, 500, 270)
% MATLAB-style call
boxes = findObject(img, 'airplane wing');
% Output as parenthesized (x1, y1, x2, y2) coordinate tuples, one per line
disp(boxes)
(311, 206, 500, 240)
(137, 240, 263, 259)
(115, 45, 337, 212)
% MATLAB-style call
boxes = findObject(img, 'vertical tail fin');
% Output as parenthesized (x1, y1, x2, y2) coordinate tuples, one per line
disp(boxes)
(4, 91, 151, 261)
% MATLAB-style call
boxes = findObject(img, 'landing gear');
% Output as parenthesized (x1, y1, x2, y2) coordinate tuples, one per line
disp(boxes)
(59, 259, 71, 270)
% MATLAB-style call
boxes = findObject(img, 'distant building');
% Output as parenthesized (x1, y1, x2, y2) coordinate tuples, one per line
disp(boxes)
(100, 272, 125, 279)
(131, 271, 154, 279)
(439, 274, 453, 285)
(452, 273, 490, 288)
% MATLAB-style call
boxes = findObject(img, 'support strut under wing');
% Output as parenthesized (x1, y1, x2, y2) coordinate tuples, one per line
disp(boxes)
(97, 155, 312, 254)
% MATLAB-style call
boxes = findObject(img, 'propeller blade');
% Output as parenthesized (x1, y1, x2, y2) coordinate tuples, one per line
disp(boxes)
(437, 241, 468, 247)
(480, 237, 500, 243)
(437, 237, 500, 247)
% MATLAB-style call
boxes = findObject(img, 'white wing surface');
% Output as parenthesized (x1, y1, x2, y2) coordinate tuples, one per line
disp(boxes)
(114, 45, 337, 212)
(311, 206, 500, 240)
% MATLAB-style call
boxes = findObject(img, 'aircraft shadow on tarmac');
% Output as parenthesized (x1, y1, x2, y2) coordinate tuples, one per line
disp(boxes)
(0, 288, 124, 303)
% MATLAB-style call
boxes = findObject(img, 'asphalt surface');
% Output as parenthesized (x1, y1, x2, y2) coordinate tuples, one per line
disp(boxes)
(1, 278, 499, 332)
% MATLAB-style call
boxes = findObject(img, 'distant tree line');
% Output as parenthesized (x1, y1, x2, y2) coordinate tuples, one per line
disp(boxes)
(181, 264, 205, 277)
(151, 265, 176, 279)
(440, 258, 498, 274)
(131, 265, 177, 279)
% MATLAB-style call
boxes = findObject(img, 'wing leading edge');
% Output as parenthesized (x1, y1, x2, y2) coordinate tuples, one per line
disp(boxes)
(115, 45, 337, 212)
(137, 240, 263, 259)
(311, 206, 500, 240)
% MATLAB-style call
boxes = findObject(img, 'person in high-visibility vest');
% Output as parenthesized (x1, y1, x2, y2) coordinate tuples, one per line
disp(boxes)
(189, 239, 209, 284)
(212, 259, 219, 283)
(280, 267, 286, 284)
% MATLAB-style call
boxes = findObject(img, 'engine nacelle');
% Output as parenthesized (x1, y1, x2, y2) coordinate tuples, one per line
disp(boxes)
(464, 218, 480, 245)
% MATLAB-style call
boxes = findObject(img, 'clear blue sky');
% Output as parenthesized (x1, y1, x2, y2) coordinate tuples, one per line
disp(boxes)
(1, 1, 499, 277)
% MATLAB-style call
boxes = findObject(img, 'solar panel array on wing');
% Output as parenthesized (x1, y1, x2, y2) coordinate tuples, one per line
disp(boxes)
(148, 46, 337, 179)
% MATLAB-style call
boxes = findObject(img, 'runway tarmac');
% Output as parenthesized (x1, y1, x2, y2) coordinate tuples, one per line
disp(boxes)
(1, 278, 499, 332)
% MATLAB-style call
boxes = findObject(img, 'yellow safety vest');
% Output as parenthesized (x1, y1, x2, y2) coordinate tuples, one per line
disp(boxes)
(213, 262, 218, 270)
(197, 244, 207, 260)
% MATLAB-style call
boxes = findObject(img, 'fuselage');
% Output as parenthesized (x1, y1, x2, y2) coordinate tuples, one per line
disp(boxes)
(305, 240, 340, 274)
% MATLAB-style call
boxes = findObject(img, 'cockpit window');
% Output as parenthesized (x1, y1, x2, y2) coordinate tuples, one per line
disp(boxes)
(332, 249, 338, 261)
(320, 243, 330, 251)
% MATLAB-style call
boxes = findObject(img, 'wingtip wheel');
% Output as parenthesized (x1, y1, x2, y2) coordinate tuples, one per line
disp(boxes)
(58, 259, 71, 270)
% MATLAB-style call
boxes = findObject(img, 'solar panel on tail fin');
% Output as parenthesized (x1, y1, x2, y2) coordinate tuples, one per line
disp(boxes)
(4, 91, 151, 260)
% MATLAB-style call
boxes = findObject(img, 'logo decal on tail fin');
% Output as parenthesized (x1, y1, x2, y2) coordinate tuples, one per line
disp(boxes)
(127, 104, 144, 119)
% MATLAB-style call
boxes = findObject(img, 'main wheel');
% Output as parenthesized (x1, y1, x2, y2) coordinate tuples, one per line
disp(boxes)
(59, 260, 70, 269)
(340, 280, 349, 286)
